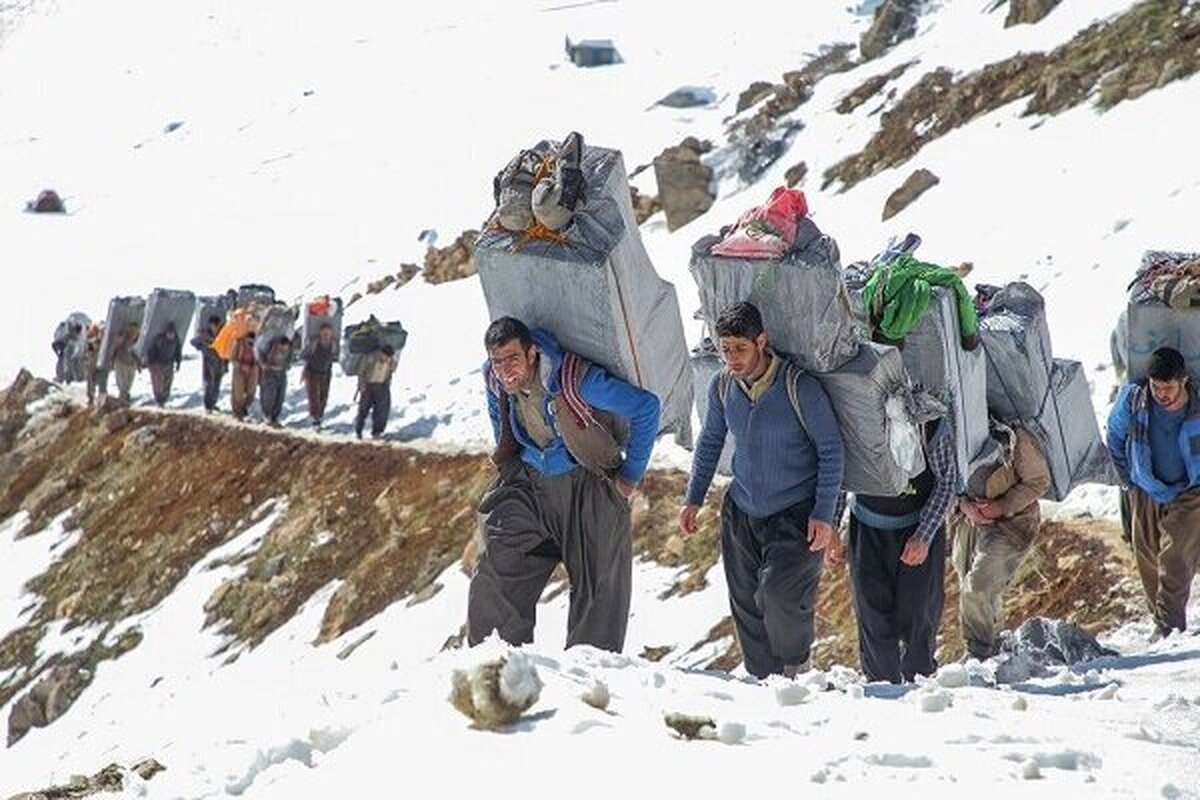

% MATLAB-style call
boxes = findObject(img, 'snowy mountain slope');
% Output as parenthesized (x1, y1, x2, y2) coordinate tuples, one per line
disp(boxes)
(3, 0, 1200, 795)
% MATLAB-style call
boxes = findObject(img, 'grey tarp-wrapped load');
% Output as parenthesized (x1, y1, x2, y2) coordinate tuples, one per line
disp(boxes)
(690, 219, 863, 374)
(340, 317, 408, 377)
(691, 338, 733, 476)
(1121, 250, 1200, 381)
(1030, 359, 1116, 501)
(194, 294, 234, 338)
(476, 140, 693, 447)
(816, 341, 927, 496)
(254, 306, 297, 362)
(98, 296, 146, 371)
(902, 286, 994, 491)
(135, 289, 196, 363)
(236, 283, 276, 310)
(53, 312, 91, 382)
(302, 297, 344, 350)
(978, 282, 1055, 423)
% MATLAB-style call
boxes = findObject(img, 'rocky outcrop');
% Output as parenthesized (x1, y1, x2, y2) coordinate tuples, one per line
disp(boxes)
(653, 138, 715, 231)
(423, 230, 478, 285)
(784, 161, 808, 188)
(826, 1, 1200, 191)
(860, 0, 923, 61)
(837, 60, 918, 114)
(882, 168, 940, 220)
(736, 81, 775, 113)
(630, 186, 662, 224)
(25, 189, 65, 214)
(7, 758, 164, 799)
(1006, 0, 1061, 27)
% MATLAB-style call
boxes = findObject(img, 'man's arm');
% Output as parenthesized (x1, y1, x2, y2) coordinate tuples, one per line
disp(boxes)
(796, 374, 845, 525)
(578, 366, 661, 484)
(914, 423, 959, 545)
(1106, 386, 1133, 484)
(991, 430, 1052, 516)
(685, 376, 730, 508)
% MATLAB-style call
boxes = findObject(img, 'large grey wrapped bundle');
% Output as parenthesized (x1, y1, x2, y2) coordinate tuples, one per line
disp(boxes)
(340, 318, 408, 377)
(816, 341, 926, 495)
(255, 306, 297, 362)
(902, 287, 993, 491)
(476, 141, 693, 447)
(98, 296, 146, 371)
(236, 283, 276, 310)
(53, 312, 91, 383)
(1030, 359, 1116, 501)
(690, 219, 862, 373)
(691, 339, 733, 476)
(1122, 250, 1200, 381)
(302, 297, 344, 350)
(135, 289, 196, 363)
(978, 282, 1054, 423)
(194, 294, 234, 338)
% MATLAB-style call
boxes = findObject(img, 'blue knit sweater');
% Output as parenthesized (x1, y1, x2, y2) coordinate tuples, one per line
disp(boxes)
(686, 363, 844, 523)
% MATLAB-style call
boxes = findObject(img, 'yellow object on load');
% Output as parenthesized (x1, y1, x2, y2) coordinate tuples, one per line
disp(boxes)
(212, 307, 258, 361)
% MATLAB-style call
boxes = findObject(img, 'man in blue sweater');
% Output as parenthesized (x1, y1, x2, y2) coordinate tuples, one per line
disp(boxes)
(681, 302, 845, 678)
(468, 317, 661, 653)
(1107, 347, 1200, 636)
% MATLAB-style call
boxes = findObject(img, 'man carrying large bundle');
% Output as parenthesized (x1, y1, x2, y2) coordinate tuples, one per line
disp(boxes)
(680, 302, 844, 678)
(145, 323, 183, 407)
(192, 315, 227, 414)
(468, 317, 661, 653)
(1106, 347, 1200, 637)
(951, 419, 1050, 659)
(354, 344, 398, 440)
(111, 322, 142, 404)
(301, 323, 337, 427)
(230, 330, 259, 421)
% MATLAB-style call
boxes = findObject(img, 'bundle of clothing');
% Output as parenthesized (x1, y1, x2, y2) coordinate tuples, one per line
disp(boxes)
(709, 187, 810, 260)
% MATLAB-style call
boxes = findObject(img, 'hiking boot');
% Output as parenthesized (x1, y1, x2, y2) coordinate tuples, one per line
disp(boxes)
(781, 658, 812, 679)
(532, 132, 586, 232)
(495, 150, 537, 232)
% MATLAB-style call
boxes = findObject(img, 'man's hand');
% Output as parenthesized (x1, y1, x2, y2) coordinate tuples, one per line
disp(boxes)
(615, 477, 637, 502)
(679, 504, 701, 537)
(900, 537, 931, 566)
(959, 500, 986, 526)
(976, 499, 1001, 520)
(825, 533, 845, 568)
(807, 519, 834, 552)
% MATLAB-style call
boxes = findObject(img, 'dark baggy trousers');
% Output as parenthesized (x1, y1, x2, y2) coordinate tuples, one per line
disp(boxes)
(468, 463, 632, 653)
(356, 383, 391, 437)
(848, 513, 946, 683)
(304, 368, 332, 422)
(202, 359, 225, 412)
(148, 363, 175, 406)
(720, 494, 824, 678)
(260, 370, 287, 423)
(1130, 486, 1200, 635)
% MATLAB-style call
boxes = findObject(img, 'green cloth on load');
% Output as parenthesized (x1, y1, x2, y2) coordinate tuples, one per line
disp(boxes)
(862, 255, 979, 343)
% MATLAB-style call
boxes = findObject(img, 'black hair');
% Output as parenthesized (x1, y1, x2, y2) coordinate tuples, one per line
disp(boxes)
(715, 302, 765, 341)
(208, 315, 222, 326)
(319, 322, 333, 331)
(485, 316, 533, 351)
(1148, 347, 1187, 382)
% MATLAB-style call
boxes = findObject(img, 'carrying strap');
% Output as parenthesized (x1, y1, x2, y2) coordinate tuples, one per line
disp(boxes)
(716, 359, 808, 438)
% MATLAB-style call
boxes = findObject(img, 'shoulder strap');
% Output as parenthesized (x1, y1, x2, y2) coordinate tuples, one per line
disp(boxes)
(559, 351, 597, 430)
(783, 363, 808, 438)
(717, 369, 734, 409)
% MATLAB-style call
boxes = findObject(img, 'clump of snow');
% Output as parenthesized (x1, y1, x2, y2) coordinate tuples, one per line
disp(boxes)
(935, 662, 969, 689)
(1011, 695, 1029, 712)
(581, 679, 611, 712)
(774, 681, 811, 707)
(915, 687, 954, 713)
(717, 721, 746, 745)
(449, 651, 543, 731)
(664, 711, 717, 740)
(1021, 759, 1042, 780)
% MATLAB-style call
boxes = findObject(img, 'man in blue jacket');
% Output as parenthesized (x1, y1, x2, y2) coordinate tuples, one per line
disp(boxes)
(680, 302, 845, 678)
(468, 316, 661, 653)
(1107, 346, 1200, 636)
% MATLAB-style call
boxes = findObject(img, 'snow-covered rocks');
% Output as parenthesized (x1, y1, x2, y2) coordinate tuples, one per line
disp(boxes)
(934, 662, 970, 689)
(774, 681, 811, 707)
(581, 679, 611, 712)
(449, 651, 543, 730)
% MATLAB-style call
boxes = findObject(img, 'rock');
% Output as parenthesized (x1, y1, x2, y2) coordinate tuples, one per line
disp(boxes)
(664, 711, 717, 740)
(653, 140, 715, 232)
(423, 230, 478, 285)
(26, 189, 66, 213)
(860, 0, 923, 61)
(1021, 759, 1043, 780)
(8, 662, 93, 745)
(1000, 617, 1118, 668)
(132, 758, 167, 780)
(784, 161, 808, 188)
(367, 274, 396, 295)
(395, 263, 421, 289)
(657, 86, 716, 109)
(630, 186, 662, 225)
(1006, 0, 1061, 27)
(1012, 695, 1029, 711)
(736, 81, 775, 113)
(581, 679, 611, 711)
(837, 61, 917, 114)
(449, 652, 542, 730)
(882, 168, 940, 220)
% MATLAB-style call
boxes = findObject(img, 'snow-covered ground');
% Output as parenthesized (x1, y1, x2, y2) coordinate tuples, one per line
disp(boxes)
(4, 0, 1200, 795)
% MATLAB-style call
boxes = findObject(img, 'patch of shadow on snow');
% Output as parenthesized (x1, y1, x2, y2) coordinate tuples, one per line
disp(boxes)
(225, 727, 352, 796)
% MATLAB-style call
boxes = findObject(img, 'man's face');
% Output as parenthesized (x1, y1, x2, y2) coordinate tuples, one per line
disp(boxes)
(719, 333, 769, 381)
(319, 328, 333, 345)
(1151, 376, 1188, 411)
(489, 339, 537, 394)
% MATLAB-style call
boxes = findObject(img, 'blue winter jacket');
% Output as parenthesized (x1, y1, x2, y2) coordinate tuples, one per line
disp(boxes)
(1106, 382, 1200, 504)
(485, 329, 661, 484)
